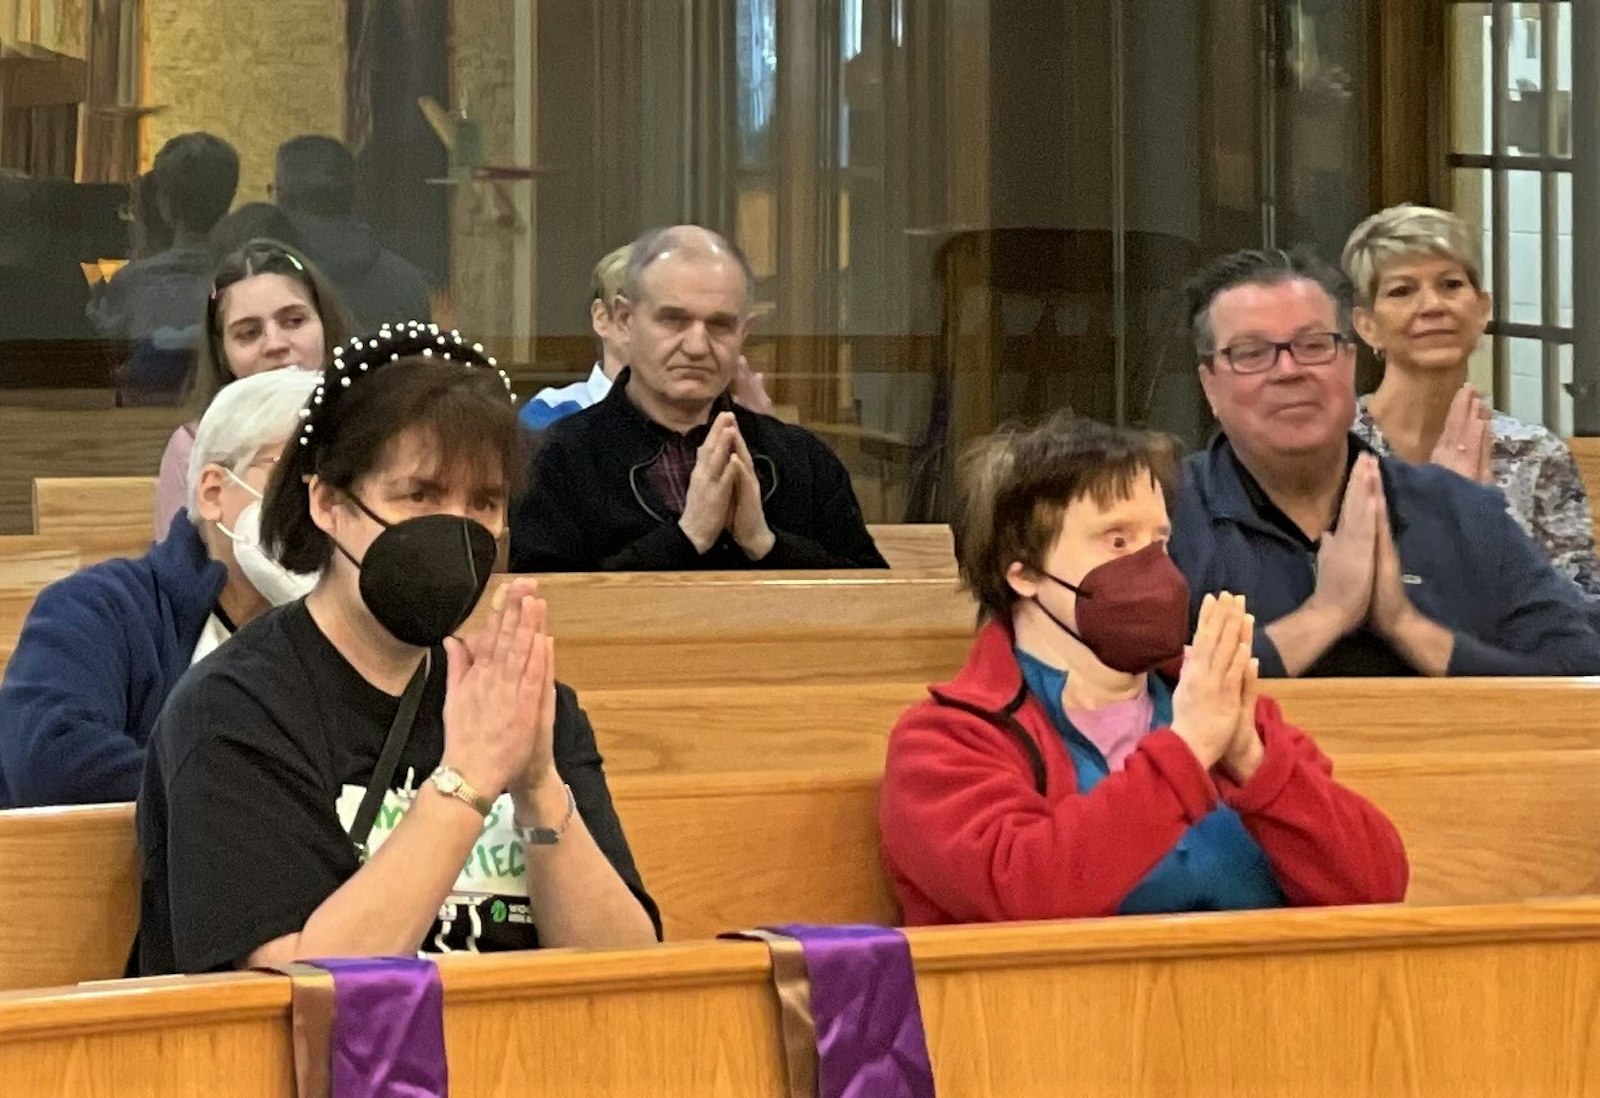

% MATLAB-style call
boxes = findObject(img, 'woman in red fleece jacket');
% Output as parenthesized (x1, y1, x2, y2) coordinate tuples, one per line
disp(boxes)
(879, 415, 1408, 925)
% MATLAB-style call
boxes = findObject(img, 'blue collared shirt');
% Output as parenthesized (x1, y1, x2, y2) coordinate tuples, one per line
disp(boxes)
(519, 364, 614, 430)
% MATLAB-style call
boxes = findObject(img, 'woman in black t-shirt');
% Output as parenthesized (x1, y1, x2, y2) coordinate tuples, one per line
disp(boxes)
(134, 323, 661, 975)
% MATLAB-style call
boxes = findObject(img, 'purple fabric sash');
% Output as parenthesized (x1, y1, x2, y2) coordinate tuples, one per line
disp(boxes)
(306, 957, 449, 1098)
(731, 924, 937, 1098)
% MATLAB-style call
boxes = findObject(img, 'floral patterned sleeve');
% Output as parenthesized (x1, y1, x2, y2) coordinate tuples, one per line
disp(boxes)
(1528, 435, 1600, 600)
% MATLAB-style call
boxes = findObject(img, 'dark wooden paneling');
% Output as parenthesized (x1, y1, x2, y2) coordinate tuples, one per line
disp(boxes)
(1369, 0, 1446, 209)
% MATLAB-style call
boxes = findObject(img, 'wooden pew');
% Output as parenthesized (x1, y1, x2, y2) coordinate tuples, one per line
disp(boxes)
(9, 731, 1600, 989)
(25, 472, 953, 570)
(0, 532, 151, 576)
(32, 476, 158, 539)
(6, 900, 1600, 1096)
(472, 572, 974, 692)
(576, 676, 1600, 778)
(1569, 436, 1600, 544)
(0, 405, 180, 536)
(866, 522, 954, 571)
(0, 570, 976, 684)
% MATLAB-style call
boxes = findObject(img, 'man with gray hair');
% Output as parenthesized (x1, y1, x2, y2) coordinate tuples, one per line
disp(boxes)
(0, 368, 321, 807)
(1167, 245, 1599, 678)
(511, 224, 885, 571)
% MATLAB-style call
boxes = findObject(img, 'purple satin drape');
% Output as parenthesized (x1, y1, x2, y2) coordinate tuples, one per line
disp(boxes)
(766, 924, 937, 1098)
(311, 956, 449, 1098)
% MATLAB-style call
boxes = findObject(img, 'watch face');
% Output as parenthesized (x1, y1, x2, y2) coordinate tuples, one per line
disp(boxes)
(435, 770, 462, 795)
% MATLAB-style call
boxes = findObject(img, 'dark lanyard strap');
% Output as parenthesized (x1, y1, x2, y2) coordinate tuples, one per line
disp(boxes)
(348, 653, 431, 859)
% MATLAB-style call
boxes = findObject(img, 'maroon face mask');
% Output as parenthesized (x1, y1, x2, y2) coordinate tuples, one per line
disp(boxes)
(1033, 542, 1191, 675)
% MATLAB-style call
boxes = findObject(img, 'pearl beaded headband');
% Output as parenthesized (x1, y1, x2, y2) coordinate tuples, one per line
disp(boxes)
(296, 321, 516, 451)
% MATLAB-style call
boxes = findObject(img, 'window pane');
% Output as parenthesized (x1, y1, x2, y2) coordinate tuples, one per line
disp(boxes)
(1506, 170, 1543, 324)
(737, 0, 779, 168)
(1496, 1, 1573, 157)
(1507, 337, 1546, 423)
(1450, 3, 1491, 155)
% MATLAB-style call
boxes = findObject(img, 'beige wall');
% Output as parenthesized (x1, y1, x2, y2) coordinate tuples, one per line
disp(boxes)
(12, 0, 88, 56)
(142, 0, 345, 200)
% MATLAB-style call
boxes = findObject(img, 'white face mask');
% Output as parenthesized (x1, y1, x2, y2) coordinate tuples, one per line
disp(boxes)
(216, 472, 318, 606)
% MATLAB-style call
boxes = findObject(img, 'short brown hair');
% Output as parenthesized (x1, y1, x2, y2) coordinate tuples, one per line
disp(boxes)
(261, 355, 526, 573)
(185, 238, 354, 423)
(954, 413, 1178, 620)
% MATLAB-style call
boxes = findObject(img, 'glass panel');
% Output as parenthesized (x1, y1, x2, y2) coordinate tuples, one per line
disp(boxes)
(1451, 3, 1491, 155)
(1556, 0, 1574, 158)
(1497, 0, 1573, 157)
(1506, 337, 1547, 422)
(1507, 170, 1543, 324)
(0, 0, 1383, 529)
(737, 0, 779, 168)
(1276, 0, 1370, 255)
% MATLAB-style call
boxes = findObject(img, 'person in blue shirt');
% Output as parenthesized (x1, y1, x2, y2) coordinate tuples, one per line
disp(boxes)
(0, 369, 321, 807)
(1169, 246, 1600, 677)
(520, 244, 632, 430)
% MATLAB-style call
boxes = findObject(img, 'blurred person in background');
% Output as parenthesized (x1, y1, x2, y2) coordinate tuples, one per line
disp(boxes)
(273, 135, 430, 329)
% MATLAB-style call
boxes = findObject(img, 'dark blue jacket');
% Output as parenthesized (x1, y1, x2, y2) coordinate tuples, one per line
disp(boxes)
(1170, 434, 1600, 677)
(0, 515, 224, 807)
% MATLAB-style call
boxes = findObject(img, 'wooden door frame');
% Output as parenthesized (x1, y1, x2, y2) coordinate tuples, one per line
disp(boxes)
(1367, 0, 1448, 209)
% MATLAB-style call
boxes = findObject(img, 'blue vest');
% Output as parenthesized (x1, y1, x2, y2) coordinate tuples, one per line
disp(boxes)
(1016, 649, 1286, 915)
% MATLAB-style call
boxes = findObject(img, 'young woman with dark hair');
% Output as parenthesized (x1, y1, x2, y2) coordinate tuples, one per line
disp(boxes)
(133, 323, 659, 975)
(878, 413, 1408, 926)
(152, 239, 355, 539)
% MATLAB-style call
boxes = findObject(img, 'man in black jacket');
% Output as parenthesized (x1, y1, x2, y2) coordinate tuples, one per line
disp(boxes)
(510, 225, 886, 572)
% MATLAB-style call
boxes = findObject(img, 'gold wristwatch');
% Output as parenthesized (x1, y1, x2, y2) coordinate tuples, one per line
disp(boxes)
(429, 766, 493, 817)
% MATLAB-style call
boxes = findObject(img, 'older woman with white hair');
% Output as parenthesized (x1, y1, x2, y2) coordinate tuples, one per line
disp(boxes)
(1343, 203, 1600, 601)
(0, 368, 321, 808)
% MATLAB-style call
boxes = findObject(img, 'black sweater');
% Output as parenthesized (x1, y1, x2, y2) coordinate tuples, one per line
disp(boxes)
(510, 370, 888, 572)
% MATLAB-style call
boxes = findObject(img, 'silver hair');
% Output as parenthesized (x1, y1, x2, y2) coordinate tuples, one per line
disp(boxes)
(619, 225, 756, 315)
(186, 367, 321, 520)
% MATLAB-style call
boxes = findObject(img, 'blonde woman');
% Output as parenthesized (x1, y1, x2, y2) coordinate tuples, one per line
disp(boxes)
(1343, 203, 1600, 601)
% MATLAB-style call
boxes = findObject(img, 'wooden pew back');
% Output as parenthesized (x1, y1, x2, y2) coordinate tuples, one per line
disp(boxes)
(0, 406, 179, 536)
(473, 572, 974, 691)
(0, 570, 977, 684)
(32, 477, 158, 539)
(865, 523, 954, 571)
(8, 900, 1600, 1096)
(25, 472, 953, 570)
(578, 676, 1600, 777)
(8, 727, 1600, 990)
